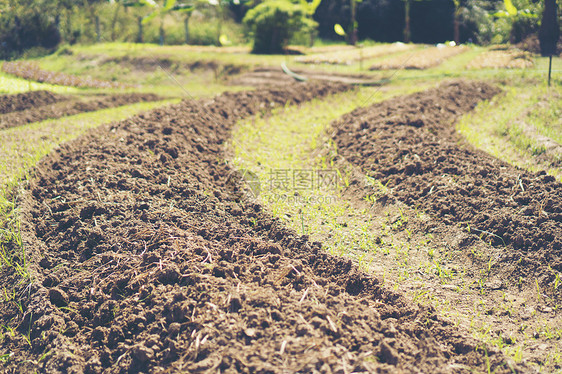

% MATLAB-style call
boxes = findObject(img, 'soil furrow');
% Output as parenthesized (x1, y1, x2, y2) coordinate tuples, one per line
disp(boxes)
(101, 55, 247, 76)
(0, 82, 521, 373)
(228, 68, 383, 87)
(331, 79, 562, 294)
(0, 90, 67, 115)
(0, 93, 164, 130)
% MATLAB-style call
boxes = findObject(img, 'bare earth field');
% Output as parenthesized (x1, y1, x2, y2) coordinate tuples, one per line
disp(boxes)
(0, 82, 518, 373)
(0, 43, 560, 373)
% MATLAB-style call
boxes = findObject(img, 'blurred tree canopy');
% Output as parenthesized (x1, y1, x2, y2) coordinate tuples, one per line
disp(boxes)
(243, 0, 317, 53)
(0, 0, 557, 58)
(315, 0, 544, 44)
(0, 0, 62, 59)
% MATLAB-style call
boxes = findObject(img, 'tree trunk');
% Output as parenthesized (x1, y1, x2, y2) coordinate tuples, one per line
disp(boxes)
(184, 15, 189, 44)
(110, 4, 121, 42)
(55, 14, 60, 37)
(83, 0, 98, 43)
(14, 16, 22, 52)
(350, 0, 357, 45)
(137, 17, 143, 43)
(95, 16, 101, 42)
(404, 0, 411, 43)
(66, 9, 72, 43)
(454, 11, 460, 44)
(216, 5, 223, 46)
(159, 17, 165, 45)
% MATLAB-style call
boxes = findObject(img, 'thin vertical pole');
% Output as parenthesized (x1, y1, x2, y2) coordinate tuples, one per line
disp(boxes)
(548, 55, 553, 87)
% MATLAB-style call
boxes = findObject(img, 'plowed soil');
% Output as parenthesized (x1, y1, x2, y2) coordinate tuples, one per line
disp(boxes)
(0, 90, 67, 115)
(294, 43, 413, 65)
(229, 67, 383, 87)
(331, 80, 562, 295)
(466, 50, 534, 69)
(2, 61, 121, 89)
(369, 46, 467, 70)
(101, 56, 246, 77)
(0, 93, 164, 130)
(0, 82, 520, 373)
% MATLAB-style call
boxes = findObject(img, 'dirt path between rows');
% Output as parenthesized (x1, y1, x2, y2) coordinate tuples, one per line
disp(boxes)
(517, 119, 562, 168)
(100, 55, 247, 78)
(0, 93, 164, 130)
(228, 67, 384, 87)
(0, 91, 68, 115)
(0, 82, 521, 373)
(331, 79, 562, 300)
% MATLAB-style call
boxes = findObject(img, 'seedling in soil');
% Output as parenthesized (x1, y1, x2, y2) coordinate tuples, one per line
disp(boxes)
(412, 289, 429, 303)
(1, 326, 15, 338)
(58, 306, 78, 314)
(0, 246, 13, 269)
(22, 313, 33, 347)
(535, 278, 542, 303)
(38, 351, 51, 362)
(1, 288, 16, 303)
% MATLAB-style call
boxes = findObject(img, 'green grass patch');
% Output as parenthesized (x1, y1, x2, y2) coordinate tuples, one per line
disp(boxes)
(0, 72, 78, 95)
(231, 83, 428, 264)
(457, 82, 562, 180)
(37, 47, 252, 98)
(526, 90, 562, 145)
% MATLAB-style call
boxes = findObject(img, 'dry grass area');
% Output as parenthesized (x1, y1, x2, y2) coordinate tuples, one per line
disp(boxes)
(466, 49, 534, 69)
(295, 43, 414, 65)
(370, 45, 468, 70)
(2, 61, 121, 88)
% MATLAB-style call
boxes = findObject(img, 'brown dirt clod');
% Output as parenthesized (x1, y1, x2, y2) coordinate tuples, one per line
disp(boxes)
(0, 93, 165, 130)
(0, 90, 67, 115)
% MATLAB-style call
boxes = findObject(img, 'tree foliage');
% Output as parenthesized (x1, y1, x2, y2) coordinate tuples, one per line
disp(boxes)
(243, 0, 316, 53)
(315, 0, 461, 43)
(0, 0, 61, 59)
(0, 0, 558, 57)
(492, 0, 541, 44)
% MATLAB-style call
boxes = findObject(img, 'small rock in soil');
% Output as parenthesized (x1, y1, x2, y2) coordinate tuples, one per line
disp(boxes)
(168, 322, 181, 336)
(48, 287, 69, 307)
(132, 345, 154, 363)
(484, 279, 504, 290)
(378, 340, 399, 365)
